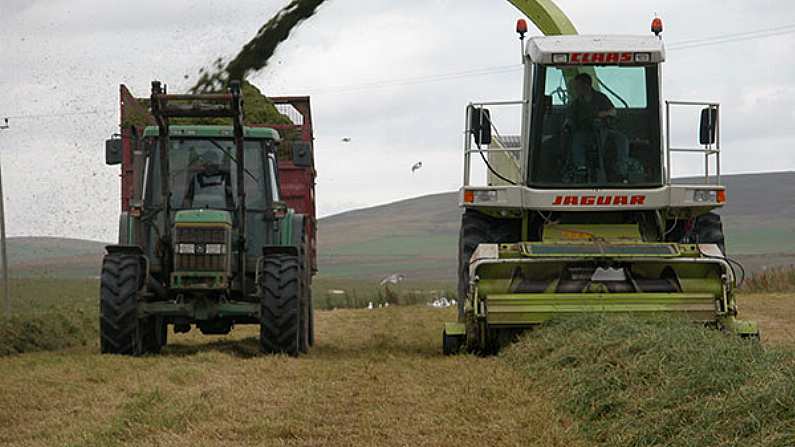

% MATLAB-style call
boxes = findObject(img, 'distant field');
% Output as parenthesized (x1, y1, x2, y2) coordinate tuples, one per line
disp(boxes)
(5, 172, 795, 281)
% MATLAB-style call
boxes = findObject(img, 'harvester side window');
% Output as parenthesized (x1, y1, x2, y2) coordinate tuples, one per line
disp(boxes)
(529, 64, 662, 188)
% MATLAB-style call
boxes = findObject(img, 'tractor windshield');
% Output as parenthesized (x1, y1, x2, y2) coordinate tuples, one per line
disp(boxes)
(528, 64, 662, 188)
(145, 138, 276, 211)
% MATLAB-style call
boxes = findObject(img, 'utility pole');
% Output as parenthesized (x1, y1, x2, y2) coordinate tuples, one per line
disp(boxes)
(0, 118, 9, 318)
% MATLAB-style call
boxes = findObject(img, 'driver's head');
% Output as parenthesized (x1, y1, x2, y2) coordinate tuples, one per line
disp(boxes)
(573, 73, 593, 97)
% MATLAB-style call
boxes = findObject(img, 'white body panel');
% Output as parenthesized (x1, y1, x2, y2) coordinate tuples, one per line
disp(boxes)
(460, 184, 725, 212)
(526, 35, 666, 64)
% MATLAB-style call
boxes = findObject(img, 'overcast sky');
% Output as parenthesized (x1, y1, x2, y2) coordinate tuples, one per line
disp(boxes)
(1, 0, 794, 242)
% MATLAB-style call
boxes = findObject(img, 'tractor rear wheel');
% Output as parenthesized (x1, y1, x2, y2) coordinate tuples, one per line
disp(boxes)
(693, 212, 726, 254)
(458, 210, 521, 320)
(259, 255, 302, 356)
(100, 253, 144, 356)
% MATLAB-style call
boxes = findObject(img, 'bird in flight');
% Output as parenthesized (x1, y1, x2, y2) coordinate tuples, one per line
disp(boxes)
(341, 137, 351, 143)
(411, 161, 423, 173)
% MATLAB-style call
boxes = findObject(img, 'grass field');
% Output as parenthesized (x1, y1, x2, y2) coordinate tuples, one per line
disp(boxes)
(0, 305, 586, 446)
(0, 277, 793, 445)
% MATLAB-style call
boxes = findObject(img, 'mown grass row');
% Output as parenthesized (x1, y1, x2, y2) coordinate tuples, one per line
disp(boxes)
(502, 314, 795, 447)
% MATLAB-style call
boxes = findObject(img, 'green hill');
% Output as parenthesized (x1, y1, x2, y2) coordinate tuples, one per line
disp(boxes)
(4, 172, 793, 280)
(319, 172, 795, 280)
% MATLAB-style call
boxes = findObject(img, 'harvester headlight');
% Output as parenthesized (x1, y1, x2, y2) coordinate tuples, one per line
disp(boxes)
(177, 243, 196, 254)
(552, 53, 569, 64)
(205, 244, 225, 255)
(634, 52, 651, 63)
(692, 189, 717, 203)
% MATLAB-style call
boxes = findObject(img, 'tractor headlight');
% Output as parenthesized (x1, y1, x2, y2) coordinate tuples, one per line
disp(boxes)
(552, 53, 569, 64)
(205, 244, 225, 255)
(177, 243, 196, 254)
(692, 189, 717, 203)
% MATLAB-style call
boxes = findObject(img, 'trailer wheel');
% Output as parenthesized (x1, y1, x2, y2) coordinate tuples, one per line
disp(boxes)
(693, 212, 726, 254)
(298, 232, 311, 354)
(458, 210, 521, 320)
(260, 255, 301, 356)
(307, 288, 315, 347)
(141, 316, 166, 354)
(100, 253, 144, 356)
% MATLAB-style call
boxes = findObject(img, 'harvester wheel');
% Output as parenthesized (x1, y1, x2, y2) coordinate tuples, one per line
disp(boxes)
(458, 210, 521, 320)
(693, 212, 726, 254)
(259, 255, 301, 356)
(442, 330, 463, 355)
(100, 253, 144, 356)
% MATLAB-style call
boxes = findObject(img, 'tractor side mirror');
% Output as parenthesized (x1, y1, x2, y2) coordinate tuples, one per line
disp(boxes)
(469, 107, 492, 146)
(105, 137, 122, 165)
(699, 107, 718, 145)
(292, 142, 313, 167)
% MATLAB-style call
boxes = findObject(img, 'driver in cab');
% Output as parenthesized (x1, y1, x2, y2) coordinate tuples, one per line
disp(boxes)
(565, 73, 629, 182)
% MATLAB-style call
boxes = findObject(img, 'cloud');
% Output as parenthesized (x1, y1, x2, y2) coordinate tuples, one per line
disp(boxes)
(1, 0, 794, 239)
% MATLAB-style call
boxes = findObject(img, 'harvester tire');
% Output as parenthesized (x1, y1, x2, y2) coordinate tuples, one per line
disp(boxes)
(259, 255, 301, 356)
(442, 330, 463, 355)
(458, 210, 521, 320)
(693, 212, 726, 254)
(100, 253, 144, 356)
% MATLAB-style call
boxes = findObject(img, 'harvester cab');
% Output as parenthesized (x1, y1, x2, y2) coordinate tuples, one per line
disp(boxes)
(444, 23, 758, 354)
(101, 81, 314, 356)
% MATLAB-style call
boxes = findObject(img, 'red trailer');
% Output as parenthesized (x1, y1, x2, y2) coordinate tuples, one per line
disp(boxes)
(114, 85, 317, 272)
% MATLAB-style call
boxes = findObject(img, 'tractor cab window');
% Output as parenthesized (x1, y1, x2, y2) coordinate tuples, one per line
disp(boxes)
(528, 64, 662, 188)
(145, 138, 275, 211)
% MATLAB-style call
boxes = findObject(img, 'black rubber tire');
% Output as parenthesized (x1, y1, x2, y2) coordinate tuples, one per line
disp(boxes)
(442, 330, 463, 356)
(260, 255, 301, 356)
(457, 210, 521, 320)
(307, 289, 315, 347)
(141, 316, 166, 354)
(693, 212, 726, 254)
(100, 254, 144, 356)
(298, 231, 311, 354)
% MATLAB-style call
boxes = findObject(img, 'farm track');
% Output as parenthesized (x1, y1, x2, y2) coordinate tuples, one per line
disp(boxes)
(0, 306, 586, 446)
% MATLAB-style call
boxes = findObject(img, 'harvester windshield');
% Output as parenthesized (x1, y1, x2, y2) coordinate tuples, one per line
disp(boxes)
(528, 64, 661, 188)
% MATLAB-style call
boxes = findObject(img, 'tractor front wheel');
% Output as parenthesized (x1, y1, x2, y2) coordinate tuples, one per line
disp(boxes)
(100, 253, 145, 356)
(259, 255, 302, 356)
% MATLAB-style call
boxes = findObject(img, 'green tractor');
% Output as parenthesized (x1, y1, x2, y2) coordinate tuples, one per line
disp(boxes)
(101, 81, 314, 356)
(443, 28, 758, 355)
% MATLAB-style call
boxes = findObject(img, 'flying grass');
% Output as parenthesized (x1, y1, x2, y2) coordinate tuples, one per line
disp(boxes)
(502, 314, 795, 447)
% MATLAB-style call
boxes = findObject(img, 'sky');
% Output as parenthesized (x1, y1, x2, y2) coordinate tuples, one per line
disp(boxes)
(1, 0, 794, 242)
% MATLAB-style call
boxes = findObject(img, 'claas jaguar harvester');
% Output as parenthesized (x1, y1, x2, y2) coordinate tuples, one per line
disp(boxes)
(102, 81, 317, 356)
(443, 17, 758, 354)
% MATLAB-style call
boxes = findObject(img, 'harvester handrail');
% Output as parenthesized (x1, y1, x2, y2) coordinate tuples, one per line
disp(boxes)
(463, 100, 524, 186)
(665, 100, 721, 185)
